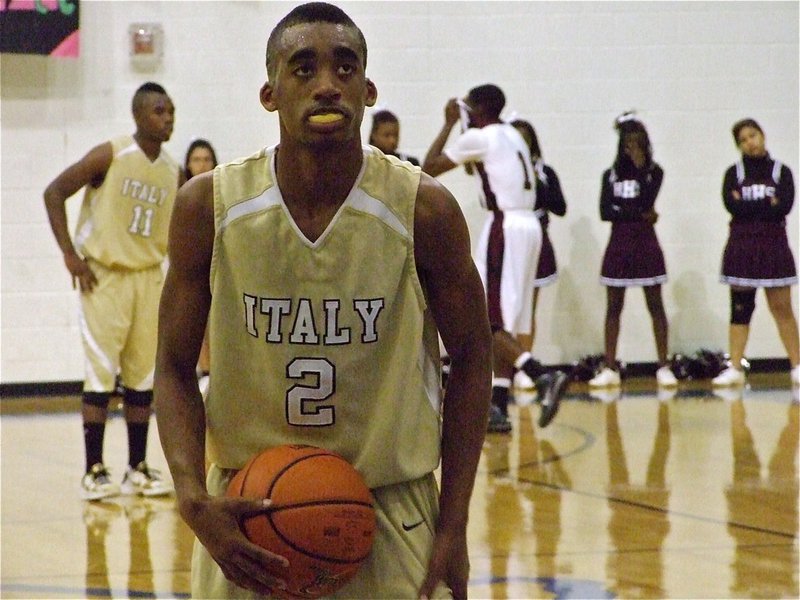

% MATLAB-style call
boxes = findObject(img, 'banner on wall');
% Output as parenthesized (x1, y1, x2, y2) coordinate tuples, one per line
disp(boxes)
(0, 0, 79, 57)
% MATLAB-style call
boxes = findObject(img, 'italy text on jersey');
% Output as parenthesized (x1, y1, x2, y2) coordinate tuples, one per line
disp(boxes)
(242, 296, 386, 345)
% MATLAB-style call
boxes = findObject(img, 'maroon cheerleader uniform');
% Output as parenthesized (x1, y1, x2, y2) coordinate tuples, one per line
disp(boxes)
(532, 160, 566, 287)
(599, 163, 667, 287)
(720, 154, 797, 288)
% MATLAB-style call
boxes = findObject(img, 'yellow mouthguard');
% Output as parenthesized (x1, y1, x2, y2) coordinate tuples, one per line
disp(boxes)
(309, 113, 343, 124)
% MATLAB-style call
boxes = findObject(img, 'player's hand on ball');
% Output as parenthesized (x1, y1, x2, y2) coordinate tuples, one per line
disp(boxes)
(183, 494, 288, 595)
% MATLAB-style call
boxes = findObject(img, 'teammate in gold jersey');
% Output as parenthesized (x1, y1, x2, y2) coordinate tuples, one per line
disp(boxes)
(154, 3, 492, 599)
(44, 82, 182, 500)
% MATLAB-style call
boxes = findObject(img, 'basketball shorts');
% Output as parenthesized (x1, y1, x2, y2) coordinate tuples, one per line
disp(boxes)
(192, 465, 452, 599)
(79, 260, 163, 392)
(474, 210, 542, 336)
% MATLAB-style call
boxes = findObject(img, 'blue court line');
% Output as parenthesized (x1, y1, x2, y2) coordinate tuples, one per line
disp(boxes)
(468, 575, 615, 599)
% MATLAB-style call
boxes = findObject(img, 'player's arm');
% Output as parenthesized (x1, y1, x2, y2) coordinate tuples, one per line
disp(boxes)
(43, 142, 112, 292)
(414, 174, 493, 599)
(154, 172, 214, 513)
(154, 173, 287, 595)
(774, 164, 795, 216)
(422, 98, 462, 177)
(637, 164, 663, 214)
(543, 166, 567, 217)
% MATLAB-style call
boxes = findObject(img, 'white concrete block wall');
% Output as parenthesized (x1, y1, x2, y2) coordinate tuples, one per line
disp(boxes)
(1, 1, 797, 383)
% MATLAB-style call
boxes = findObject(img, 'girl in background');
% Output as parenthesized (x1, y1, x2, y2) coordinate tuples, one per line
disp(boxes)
(183, 138, 218, 394)
(511, 119, 567, 359)
(184, 138, 218, 182)
(590, 113, 677, 389)
(712, 118, 799, 387)
(369, 110, 420, 166)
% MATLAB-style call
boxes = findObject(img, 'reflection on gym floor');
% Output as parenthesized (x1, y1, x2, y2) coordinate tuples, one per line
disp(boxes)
(1, 377, 797, 599)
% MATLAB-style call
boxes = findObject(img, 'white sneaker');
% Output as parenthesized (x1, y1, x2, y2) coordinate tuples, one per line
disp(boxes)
(791, 364, 800, 386)
(656, 366, 678, 388)
(712, 366, 745, 387)
(589, 367, 621, 388)
(121, 462, 174, 497)
(513, 370, 535, 390)
(81, 463, 121, 501)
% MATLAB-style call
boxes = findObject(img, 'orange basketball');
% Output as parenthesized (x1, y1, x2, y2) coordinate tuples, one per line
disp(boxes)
(226, 444, 376, 599)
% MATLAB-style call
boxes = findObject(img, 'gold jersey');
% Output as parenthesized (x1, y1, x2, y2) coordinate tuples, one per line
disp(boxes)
(75, 135, 178, 270)
(206, 146, 442, 488)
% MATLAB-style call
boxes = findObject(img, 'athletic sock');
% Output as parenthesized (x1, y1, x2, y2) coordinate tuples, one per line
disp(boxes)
(491, 378, 511, 416)
(127, 422, 149, 468)
(515, 352, 545, 381)
(84, 422, 106, 472)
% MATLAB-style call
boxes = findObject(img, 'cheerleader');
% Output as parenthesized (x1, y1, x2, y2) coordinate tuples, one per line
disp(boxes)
(712, 118, 799, 387)
(510, 119, 567, 358)
(589, 113, 677, 388)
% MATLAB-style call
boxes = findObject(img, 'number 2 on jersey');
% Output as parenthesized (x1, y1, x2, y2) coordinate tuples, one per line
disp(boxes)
(286, 358, 335, 426)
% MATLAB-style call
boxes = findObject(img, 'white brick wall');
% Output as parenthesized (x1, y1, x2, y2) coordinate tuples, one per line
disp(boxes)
(1, 1, 797, 383)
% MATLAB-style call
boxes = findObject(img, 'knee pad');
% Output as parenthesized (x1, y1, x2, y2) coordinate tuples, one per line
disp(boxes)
(83, 391, 112, 409)
(731, 289, 756, 325)
(124, 389, 153, 407)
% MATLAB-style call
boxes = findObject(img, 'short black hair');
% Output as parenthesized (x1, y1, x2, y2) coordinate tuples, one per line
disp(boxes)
(731, 118, 763, 144)
(370, 109, 398, 130)
(467, 84, 506, 119)
(132, 81, 168, 114)
(265, 2, 367, 80)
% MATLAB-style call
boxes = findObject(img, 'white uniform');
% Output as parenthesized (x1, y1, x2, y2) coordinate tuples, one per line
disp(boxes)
(445, 123, 541, 335)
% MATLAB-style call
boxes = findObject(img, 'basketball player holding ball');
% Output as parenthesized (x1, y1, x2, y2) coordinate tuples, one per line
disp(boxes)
(154, 3, 492, 599)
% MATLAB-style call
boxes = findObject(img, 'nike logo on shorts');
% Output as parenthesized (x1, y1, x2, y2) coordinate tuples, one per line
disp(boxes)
(402, 519, 425, 531)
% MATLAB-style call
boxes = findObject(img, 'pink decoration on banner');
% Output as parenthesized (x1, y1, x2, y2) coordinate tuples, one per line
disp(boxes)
(3, 0, 59, 10)
(50, 30, 79, 57)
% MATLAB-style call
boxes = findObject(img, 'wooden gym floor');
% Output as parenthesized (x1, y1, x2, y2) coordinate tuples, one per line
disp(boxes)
(1, 374, 797, 599)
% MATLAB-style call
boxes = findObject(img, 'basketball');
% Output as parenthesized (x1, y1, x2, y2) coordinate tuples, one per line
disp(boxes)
(226, 444, 376, 599)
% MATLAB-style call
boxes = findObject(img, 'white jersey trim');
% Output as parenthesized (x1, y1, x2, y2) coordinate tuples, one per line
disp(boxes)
(735, 160, 744, 184)
(773, 160, 782, 183)
(79, 303, 115, 391)
(116, 142, 139, 159)
(219, 188, 281, 232)
(348, 190, 410, 241)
